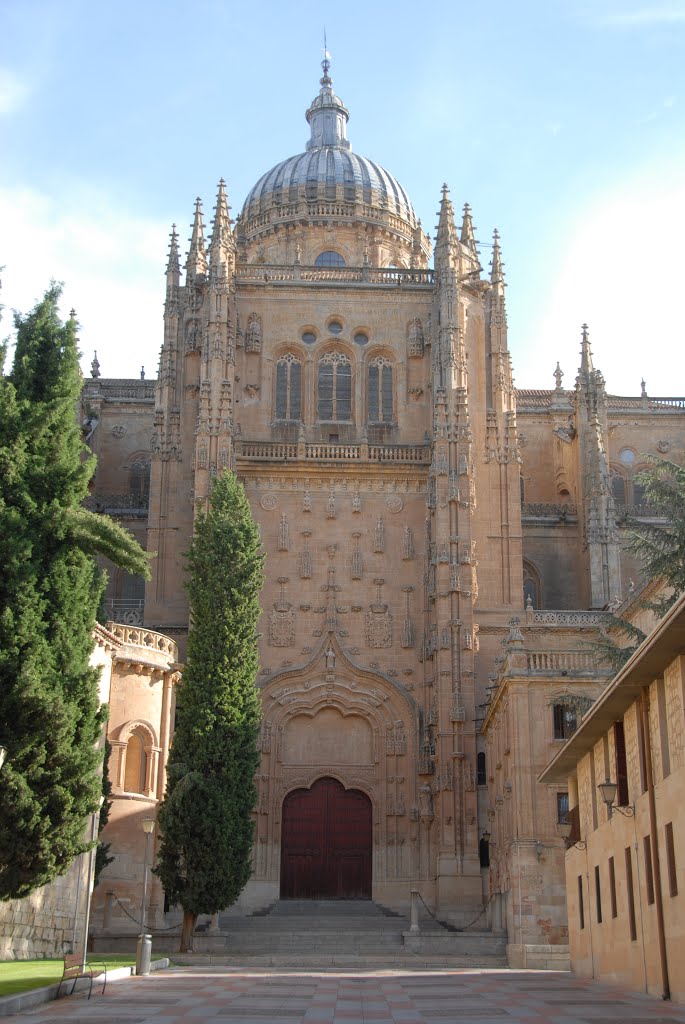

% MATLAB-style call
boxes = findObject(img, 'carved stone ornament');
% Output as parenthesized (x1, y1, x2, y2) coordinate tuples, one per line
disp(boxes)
(245, 312, 262, 353)
(657, 440, 671, 453)
(408, 318, 424, 358)
(269, 578, 295, 647)
(269, 604, 294, 647)
(366, 579, 392, 648)
(260, 493, 278, 511)
(385, 495, 403, 513)
(111, 424, 126, 438)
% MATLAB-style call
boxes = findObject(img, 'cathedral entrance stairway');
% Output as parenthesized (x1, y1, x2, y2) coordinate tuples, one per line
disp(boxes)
(172, 900, 508, 967)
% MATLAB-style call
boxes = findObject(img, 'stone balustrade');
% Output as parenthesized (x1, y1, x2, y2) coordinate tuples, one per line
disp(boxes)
(107, 623, 178, 661)
(532, 610, 609, 627)
(235, 264, 434, 287)
(525, 650, 597, 673)
(237, 439, 430, 464)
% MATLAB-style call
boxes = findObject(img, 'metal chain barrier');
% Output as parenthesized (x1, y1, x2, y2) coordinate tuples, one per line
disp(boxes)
(416, 890, 495, 932)
(109, 892, 181, 932)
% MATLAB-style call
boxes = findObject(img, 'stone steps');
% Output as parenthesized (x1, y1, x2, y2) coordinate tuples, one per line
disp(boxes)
(172, 952, 510, 969)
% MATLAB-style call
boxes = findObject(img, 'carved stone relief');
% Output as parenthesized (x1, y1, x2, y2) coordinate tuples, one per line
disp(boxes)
(269, 577, 295, 647)
(245, 312, 262, 353)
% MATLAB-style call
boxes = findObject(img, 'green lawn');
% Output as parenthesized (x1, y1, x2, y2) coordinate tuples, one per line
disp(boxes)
(0, 954, 165, 998)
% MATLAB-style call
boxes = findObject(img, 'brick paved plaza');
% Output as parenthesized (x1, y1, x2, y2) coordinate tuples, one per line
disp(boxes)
(5, 967, 685, 1024)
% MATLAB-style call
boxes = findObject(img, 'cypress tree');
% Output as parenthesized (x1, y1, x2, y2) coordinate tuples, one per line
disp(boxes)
(0, 285, 150, 899)
(154, 471, 263, 952)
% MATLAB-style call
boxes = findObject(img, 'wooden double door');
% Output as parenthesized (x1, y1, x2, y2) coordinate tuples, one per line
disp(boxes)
(280, 777, 372, 899)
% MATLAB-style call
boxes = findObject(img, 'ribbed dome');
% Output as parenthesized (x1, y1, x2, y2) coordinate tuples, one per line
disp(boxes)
(242, 149, 417, 225)
(240, 63, 417, 231)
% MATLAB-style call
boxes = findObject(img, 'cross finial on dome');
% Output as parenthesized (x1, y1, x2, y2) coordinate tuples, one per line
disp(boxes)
(321, 28, 332, 85)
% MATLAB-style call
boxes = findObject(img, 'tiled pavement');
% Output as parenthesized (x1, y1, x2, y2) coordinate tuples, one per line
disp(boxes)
(5, 967, 685, 1024)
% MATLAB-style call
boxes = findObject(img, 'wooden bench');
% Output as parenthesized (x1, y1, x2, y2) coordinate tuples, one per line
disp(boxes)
(56, 954, 107, 999)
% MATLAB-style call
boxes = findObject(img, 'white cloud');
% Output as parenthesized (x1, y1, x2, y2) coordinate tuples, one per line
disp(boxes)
(599, 6, 685, 27)
(0, 68, 29, 115)
(0, 184, 168, 379)
(517, 165, 685, 397)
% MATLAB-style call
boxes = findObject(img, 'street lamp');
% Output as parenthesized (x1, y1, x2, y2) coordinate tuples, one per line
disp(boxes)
(559, 819, 586, 850)
(135, 817, 156, 976)
(597, 779, 634, 817)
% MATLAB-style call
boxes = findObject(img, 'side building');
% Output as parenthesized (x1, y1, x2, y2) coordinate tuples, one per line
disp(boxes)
(541, 591, 685, 1001)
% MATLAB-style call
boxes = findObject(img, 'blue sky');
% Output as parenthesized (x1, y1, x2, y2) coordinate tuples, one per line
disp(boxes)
(1, 0, 684, 395)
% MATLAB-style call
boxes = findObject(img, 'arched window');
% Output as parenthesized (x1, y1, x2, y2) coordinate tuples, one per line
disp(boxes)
(318, 352, 352, 421)
(275, 354, 302, 420)
(523, 558, 542, 609)
(368, 357, 393, 422)
(477, 751, 487, 787)
(611, 474, 626, 505)
(124, 730, 148, 793)
(315, 250, 346, 268)
(129, 458, 150, 505)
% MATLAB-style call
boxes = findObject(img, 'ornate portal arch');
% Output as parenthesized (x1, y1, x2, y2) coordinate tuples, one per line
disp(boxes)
(253, 632, 422, 898)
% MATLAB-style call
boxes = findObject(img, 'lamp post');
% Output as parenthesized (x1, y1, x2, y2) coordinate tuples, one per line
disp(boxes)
(135, 817, 156, 976)
(80, 795, 105, 972)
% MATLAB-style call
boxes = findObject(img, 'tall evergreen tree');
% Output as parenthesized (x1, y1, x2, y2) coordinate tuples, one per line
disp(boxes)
(0, 285, 150, 899)
(154, 471, 263, 951)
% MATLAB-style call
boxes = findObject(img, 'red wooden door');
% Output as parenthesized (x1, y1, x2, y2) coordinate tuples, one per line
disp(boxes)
(280, 777, 372, 899)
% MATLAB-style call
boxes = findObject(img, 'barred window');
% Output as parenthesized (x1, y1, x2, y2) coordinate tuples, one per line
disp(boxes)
(275, 354, 302, 420)
(368, 357, 393, 422)
(553, 704, 577, 740)
(318, 352, 352, 421)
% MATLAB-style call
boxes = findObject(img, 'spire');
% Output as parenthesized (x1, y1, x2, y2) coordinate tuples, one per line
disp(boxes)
(460, 203, 477, 253)
(186, 198, 207, 280)
(166, 223, 180, 277)
(490, 229, 504, 284)
(209, 179, 233, 266)
(305, 51, 351, 151)
(580, 323, 593, 375)
(436, 184, 459, 250)
(90, 350, 100, 378)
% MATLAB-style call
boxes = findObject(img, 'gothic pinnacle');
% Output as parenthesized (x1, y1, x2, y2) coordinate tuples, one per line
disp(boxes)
(490, 229, 504, 283)
(580, 322, 593, 374)
(166, 223, 180, 276)
(460, 203, 477, 252)
(209, 178, 233, 260)
(186, 197, 207, 280)
(436, 184, 458, 249)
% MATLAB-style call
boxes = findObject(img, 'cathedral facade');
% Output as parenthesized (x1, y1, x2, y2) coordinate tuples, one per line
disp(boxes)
(83, 62, 685, 963)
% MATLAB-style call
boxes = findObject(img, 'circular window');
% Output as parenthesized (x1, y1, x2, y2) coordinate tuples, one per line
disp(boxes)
(301, 330, 317, 344)
(354, 331, 369, 345)
(619, 448, 636, 466)
(328, 321, 343, 336)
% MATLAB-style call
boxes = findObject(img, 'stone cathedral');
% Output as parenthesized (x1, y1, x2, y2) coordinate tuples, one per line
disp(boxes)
(82, 62, 685, 964)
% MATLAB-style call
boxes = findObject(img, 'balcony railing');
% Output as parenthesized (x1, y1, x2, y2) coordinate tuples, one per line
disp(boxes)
(236, 439, 430, 465)
(235, 264, 434, 287)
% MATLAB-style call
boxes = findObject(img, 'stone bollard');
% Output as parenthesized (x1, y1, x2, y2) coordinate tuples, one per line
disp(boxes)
(136, 934, 152, 976)
(409, 890, 421, 934)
